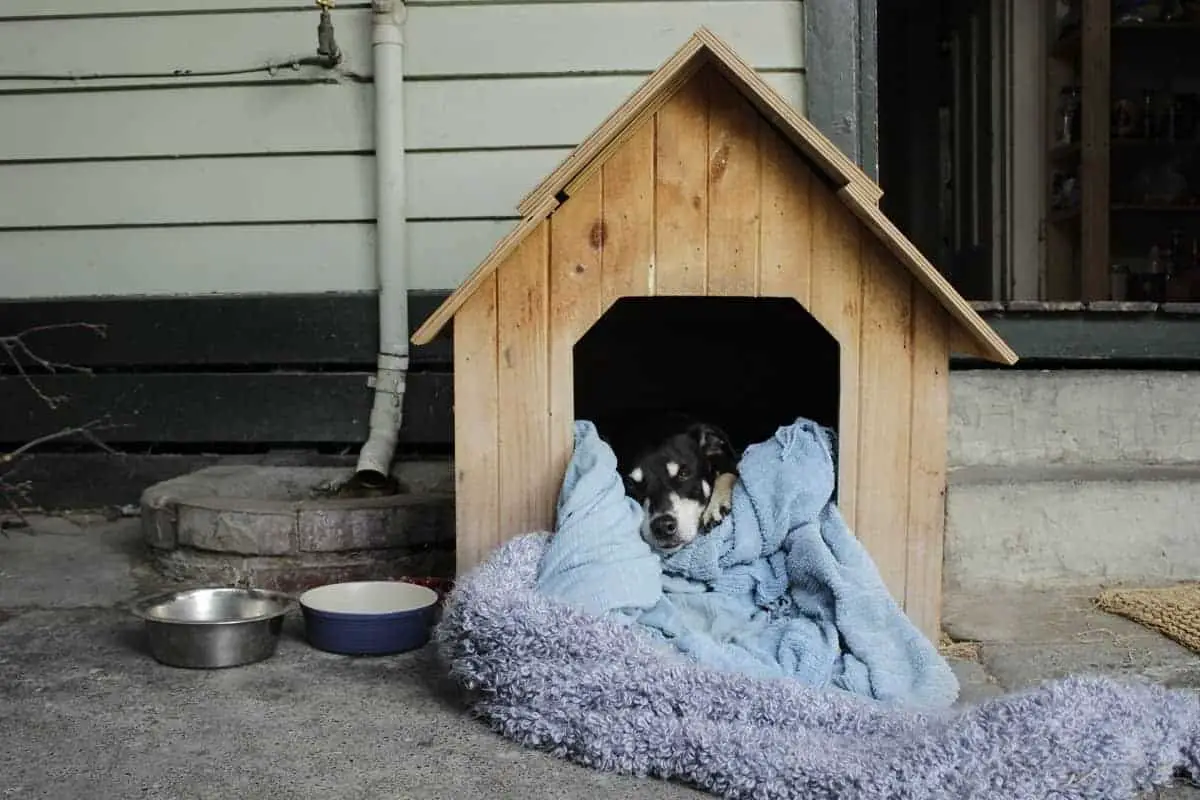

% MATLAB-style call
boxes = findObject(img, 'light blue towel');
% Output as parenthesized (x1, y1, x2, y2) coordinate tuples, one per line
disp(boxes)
(536, 418, 959, 709)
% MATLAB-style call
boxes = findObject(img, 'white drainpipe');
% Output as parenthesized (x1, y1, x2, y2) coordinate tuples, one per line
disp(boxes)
(355, 0, 409, 488)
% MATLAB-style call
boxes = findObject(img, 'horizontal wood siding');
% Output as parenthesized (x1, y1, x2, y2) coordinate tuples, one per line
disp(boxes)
(1, 2, 804, 299)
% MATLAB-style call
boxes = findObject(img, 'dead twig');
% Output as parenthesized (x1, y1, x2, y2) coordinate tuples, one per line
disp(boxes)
(0, 322, 107, 409)
(0, 419, 117, 467)
(1, 323, 115, 529)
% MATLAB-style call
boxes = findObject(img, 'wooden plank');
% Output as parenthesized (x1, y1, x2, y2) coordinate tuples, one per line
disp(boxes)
(404, 2, 805, 78)
(410, 197, 558, 346)
(520, 24, 824, 217)
(837, 183, 1019, 365)
(1079, 0, 1110, 301)
(1, 221, 513, 299)
(0, 10, 375, 90)
(905, 291, 951, 640)
(558, 57, 709, 204)
(697, 28, 882, 205)
(0, 292, 452, 370)
(0, 4, 803, 89)
(0, 1, 371, 18)
(855, 241, 915, 604)
(1, 84, 372, 161)
(705, 70, 762, 296)
(422, 73, 806, 153)
(806, 0, 873, 176)
(0, 150, 570, 228)
(758, 118, 813, 304)
(957, 312, 1200, 365)
(601, 123, 657, 308)
(452, 273, 500, 575)
(496, 222, 554, 538)
(654, 71, 711, 295)
(520, 34, 708, 217)
(0, 371, 452, 445)
(548, 175, 605, 494)
(0, 73, 806, 159)
(807, 190, 863, 529)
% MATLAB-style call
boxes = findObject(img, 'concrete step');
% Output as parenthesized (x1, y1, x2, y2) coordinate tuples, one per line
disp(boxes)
(949, 370, 1200, 468)
(944, 463, 1200, 590)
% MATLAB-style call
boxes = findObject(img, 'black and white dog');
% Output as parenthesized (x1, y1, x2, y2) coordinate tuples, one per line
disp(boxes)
(601, 413, 741, 553)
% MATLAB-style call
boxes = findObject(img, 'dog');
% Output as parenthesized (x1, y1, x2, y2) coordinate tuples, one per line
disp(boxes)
(600, 413, 741, 553)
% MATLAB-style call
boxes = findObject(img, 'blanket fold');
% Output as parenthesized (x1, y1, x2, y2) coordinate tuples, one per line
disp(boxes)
(536, 419, 957, 708)
(435, 531, 1200, 800)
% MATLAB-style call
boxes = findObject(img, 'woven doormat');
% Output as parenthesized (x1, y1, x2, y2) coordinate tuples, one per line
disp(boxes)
(1096, 583, 1200, 653)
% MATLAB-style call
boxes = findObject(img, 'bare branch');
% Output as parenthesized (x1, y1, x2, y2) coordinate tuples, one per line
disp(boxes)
(0, 322, 108, 410)
(0, 419, 117, 466)
(1, 322, 115, 526)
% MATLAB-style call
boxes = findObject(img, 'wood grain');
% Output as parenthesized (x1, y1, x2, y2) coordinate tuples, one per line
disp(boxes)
(697, 28, 881, 204)
(411, 195, 558, 345)
(757, 118, 813, 304)
(904, 290, 951, 640)
(654, 71, 711, 295)
(496, 222, 554, 540)
(600, 122, 657, 307)
(548, 173, 604, 506)
(855, 239, 915, 604)
(453, 273, 500, 575)
(705, 70, 762, 296)
(808, 190, 863, 529)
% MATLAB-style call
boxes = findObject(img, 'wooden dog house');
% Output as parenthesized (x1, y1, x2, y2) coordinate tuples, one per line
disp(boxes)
(411, 27, 1017, 638)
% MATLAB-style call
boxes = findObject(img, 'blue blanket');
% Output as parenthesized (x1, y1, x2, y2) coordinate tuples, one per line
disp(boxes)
(535, 418, 959, 709)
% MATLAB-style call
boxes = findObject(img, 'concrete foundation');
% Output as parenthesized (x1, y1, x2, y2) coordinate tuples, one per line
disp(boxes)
(945, 370, 1200, 591)
(140, 463, 454, 592)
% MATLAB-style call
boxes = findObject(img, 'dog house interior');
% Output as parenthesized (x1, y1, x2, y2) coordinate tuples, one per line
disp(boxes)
(574, 296, 841, 461)
(409, 28, 1017, 639)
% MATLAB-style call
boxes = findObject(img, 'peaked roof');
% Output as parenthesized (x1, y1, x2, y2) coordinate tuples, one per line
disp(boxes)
(410, 27, 1017, 366)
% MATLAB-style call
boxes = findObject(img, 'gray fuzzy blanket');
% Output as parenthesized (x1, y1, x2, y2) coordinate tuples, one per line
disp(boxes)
(434, 532, 1200, 799)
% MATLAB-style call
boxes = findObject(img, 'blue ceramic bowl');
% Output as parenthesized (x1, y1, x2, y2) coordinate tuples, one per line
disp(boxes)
(298, 580, 440, 656)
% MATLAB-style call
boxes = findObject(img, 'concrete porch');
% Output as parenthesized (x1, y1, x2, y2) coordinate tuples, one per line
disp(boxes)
(2, 510, 1200, 799)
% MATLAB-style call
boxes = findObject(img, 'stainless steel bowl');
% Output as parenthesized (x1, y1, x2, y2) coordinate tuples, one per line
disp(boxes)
(130, 587, 295, 669)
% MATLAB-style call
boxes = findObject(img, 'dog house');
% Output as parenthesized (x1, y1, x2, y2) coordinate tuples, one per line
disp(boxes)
(410, 27, 1017, 638)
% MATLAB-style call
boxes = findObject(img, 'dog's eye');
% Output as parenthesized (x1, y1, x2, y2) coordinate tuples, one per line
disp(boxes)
(676, 467, 691, 480)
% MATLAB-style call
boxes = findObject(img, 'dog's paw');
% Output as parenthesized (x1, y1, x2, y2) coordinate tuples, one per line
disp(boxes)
(700, 472, 736, 532)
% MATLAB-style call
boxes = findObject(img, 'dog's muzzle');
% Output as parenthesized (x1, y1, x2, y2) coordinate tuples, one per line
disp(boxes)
(649, 514, 678, 543)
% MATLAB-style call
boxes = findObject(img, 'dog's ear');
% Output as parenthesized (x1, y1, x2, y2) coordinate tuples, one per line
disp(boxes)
(688, 423, 734, 459)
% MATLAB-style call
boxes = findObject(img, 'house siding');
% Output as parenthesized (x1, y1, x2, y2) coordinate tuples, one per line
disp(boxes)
(0, 0, 806, 300)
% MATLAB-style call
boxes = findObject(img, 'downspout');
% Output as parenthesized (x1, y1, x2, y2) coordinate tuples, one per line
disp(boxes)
(353, 0, 409, 492)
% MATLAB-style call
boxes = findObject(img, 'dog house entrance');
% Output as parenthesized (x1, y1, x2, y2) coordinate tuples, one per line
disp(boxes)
(574, 296, 840, 460)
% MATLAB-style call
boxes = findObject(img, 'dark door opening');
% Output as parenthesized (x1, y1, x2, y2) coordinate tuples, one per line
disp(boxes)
(573, 296, 840, 454)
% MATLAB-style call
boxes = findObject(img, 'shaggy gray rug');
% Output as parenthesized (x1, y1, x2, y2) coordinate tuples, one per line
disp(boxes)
(434, 532, 1200, 800)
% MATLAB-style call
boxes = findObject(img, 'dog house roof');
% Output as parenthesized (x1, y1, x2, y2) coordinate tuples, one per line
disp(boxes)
(410, 27, 1017, 366)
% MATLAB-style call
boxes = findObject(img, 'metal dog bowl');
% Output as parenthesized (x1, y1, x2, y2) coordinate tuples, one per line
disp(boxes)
(130, 587, 295, 669)
(299, 580, 439, 656)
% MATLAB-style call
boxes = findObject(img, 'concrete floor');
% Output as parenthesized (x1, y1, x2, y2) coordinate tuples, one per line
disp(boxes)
(2, 515, 1199, 799)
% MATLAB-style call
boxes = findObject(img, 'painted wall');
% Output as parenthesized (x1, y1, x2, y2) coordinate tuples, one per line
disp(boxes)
(0, 0, 806, 300)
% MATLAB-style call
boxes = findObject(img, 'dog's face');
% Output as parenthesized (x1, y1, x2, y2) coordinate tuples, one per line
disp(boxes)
(622, 425, 727, 552)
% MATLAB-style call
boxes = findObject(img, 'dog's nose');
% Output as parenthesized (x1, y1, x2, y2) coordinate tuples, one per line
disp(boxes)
(650, 515, 677, 540)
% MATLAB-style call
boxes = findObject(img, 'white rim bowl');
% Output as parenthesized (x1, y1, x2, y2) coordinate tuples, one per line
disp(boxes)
(299, 580, 438, 616)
